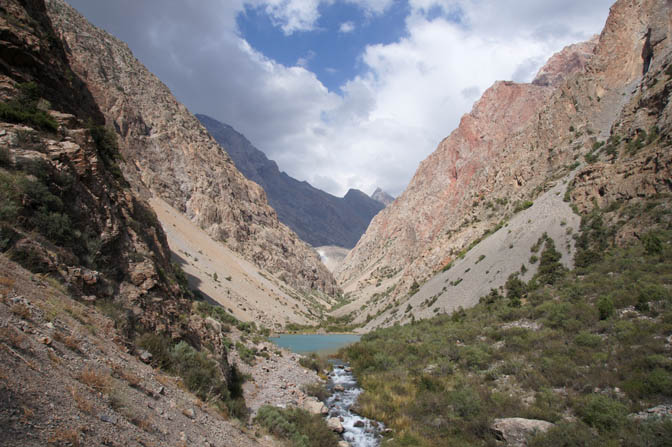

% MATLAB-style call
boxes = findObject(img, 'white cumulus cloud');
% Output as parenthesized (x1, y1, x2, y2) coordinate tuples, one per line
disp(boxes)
(339, 21, 356, 33)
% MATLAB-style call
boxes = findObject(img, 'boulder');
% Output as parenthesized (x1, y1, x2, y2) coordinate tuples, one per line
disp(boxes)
(334, 384, 345, 392)
(338, 442, 350, 447)
(491, 418, 554, 447)
(205, 317, 222, 333)
(303, 398, 329, 415)
(327, 417, 344, 433)
(138, 349, 153, 364)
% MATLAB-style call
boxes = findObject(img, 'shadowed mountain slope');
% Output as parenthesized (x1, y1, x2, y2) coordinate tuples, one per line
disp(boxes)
(197, 114, 384, 249)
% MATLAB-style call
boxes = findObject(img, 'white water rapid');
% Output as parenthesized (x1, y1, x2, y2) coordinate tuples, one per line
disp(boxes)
(326, 364, 384, 447)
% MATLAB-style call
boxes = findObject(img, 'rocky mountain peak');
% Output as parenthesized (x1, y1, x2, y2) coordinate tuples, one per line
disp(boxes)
(371, 187, 394, 206)
(532, 36, 599, 87)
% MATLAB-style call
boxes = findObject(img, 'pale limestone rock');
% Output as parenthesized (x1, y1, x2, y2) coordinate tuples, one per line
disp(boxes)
(491, 418, 554, 447)
(303, 398, 328, 415)
(327, 417, 344, 433)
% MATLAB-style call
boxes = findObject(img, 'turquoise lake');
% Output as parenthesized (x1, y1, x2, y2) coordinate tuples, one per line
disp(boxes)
(268, 334, 361, 354)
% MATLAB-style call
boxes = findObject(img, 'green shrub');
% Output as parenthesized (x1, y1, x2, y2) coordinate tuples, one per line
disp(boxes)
(0, 82, 58, 132)
(137, 332, 172, 369)
(573, 331, 601, 348)
(409, 280, 420, 296)
(576, 394, 627, 433)
(255, 405, 339, 447)
(302, 382, 330, 401)
(534, 238, 564, 286)
(597, 296, 614, 320)
(170, 341, 228, 401)
(529, 422, 600, 447)
(505, 273, 527, 299)
(643, 232, 663, 255)
(235, 341, 257, 365)
(514, 200, 534, 213)
(196, 301, 240, 327)
(447, 386, 482, 418)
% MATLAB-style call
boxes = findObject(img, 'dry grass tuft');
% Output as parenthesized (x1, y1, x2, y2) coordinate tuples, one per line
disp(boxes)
(0, 276, 15, 290)
(48, 426, 82, 446)
(47, 350, 61, 364)
(10, 302, 31, 319)
(111, 364, 142, 388)
(155, 373, 174, 387)
(20, 405, 34, 422)
(78, 366, 109, 393)
(0, 326, 28, 349)
(68, 386, 94, 414)
(128, 412, 154, 432)
(53, 331, 82, 353)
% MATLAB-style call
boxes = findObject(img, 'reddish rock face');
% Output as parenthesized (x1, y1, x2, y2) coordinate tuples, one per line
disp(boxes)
(337, 0, 672, 327)
(533, 38, 599, 87)
(44, 0, 338, 297)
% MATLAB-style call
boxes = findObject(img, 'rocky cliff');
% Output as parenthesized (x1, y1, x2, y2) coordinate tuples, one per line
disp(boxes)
(45, 0, 338, 296)
(197, 114, 385, 248)
(0, 0, 195, 340)
(336, 0, 672, 328)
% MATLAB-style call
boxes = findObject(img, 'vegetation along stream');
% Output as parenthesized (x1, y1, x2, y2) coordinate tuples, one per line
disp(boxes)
(269, 334, 384, 446)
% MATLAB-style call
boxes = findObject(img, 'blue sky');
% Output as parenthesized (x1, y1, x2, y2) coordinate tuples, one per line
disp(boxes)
(66, 0, 614, 197)
(238, 1, 411, 92)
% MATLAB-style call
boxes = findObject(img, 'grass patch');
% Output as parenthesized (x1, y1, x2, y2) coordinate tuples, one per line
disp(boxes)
(255, 405, 339, 447)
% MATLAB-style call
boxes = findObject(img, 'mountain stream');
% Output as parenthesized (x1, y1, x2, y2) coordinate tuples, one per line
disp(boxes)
(327, 363, 384, 447)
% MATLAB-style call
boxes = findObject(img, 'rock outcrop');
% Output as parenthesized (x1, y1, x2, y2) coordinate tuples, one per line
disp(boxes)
(336, 0, 672, 328)
(371, 187, 395, 206)
(45, 0, 338, 296)
(0, 0, 191, 338)
(491, 418, 555, 447)
(196, 114, 385, 248)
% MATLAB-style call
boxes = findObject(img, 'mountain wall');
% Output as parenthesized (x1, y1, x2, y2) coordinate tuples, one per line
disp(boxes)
(196, 114, 385, 248)
(336, 0, 672, 328)
(45, 0, 338, 296)
(0, 0, 193, 337)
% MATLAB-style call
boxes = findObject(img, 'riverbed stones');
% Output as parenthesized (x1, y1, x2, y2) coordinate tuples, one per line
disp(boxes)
(327, 417, 344, 433)
(491, 418, 554, 446)
(334, 384, 345, 392)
